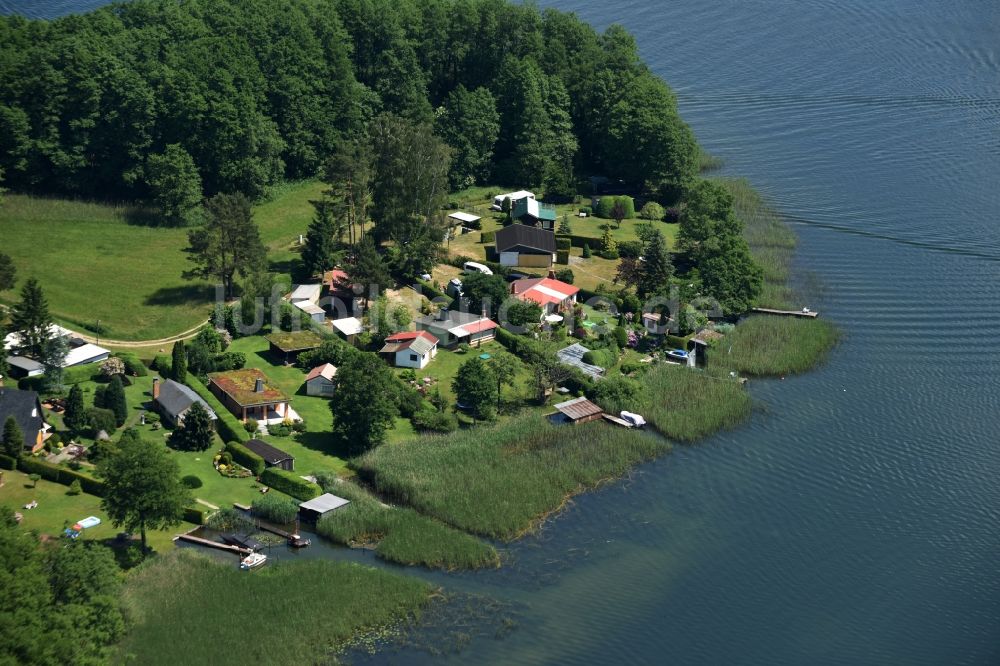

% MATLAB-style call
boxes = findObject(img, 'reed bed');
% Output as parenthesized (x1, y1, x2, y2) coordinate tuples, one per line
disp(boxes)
(315, 481, 499, 570)
(719, 315, 840, 376)
(119, 550, 430, 665)
(635, 364, 754, 441)
(353, 419, 669, 541)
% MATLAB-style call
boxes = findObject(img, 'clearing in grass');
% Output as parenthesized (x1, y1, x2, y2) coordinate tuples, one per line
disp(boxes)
(353, 418, 669, 541)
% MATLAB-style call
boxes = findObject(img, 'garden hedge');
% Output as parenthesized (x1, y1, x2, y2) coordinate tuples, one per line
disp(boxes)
(595, 195, 635, 220)
(556, 250, 570, 265)
(16, 456, 106, 496)
(185, 376, 248, 443)
(556, 236, 572, 251)
(260, 468, 321, 501)
(480, 230, 496, 244)
(183, 505, 209, 525)
(225, 441, 265, 477)
(0, 454, 16, 470)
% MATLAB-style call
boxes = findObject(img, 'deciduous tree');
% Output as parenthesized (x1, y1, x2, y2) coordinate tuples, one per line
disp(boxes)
(99, 429, 190, 554)
(329, 353, 398, 455)
(146, 144, 203, 226)
(453, 356, 496, 421)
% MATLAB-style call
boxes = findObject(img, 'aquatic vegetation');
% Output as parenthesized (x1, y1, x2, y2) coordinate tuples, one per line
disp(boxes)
(718, 315, 840, 376)
(353, 419, 669, 540)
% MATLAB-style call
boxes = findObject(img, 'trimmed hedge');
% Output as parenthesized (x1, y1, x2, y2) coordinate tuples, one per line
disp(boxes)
(595, 195, 635, 219)
(556, 236, 572, 251)
(480, 230, 496, 244)
(260, 468, 321, 501)
(665, 334, 690, 349)
(414, 278, 450, 302)
(17, 456, 106, 496)
(183, 506, 209, 525)
(582, 349, 617, 369)
(556, 250, 570, 265)
(225, 441, 265, 476)
(185, 376, 248, 443)
(0, 454, 16, 470)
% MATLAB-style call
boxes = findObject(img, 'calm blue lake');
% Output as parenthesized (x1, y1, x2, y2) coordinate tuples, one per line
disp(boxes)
(4, 0, 1000, 663)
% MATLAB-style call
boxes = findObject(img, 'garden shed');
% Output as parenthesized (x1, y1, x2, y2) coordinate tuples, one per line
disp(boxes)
(299, 493, 350, 521)
(244, 438, 294, 471)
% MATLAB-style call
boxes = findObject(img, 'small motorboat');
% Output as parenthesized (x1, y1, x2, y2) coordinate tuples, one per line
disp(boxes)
(287, 534, 311, 548)
(239, 552, 267, 570)
(620, 411, 647, 428)
(664, 349, 689, 363)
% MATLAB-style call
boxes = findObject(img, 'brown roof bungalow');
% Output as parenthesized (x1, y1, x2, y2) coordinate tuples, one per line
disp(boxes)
(207, 368, 295, 425)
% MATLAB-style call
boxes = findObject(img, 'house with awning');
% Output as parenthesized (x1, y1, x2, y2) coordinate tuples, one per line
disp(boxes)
(415, 309, 497, 348)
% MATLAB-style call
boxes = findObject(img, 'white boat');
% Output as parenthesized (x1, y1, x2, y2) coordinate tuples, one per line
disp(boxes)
(665, 349, 689, 363)
(239, 552, 267, 570)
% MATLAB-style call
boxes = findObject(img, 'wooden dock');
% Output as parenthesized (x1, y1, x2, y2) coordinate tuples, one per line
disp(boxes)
(602, 413, 637, 428)
(233, 503, 251, 512)
(174, 532, 251, 555)
(751, 307, 819, 319)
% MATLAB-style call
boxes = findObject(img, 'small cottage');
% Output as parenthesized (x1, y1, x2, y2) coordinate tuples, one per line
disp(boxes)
(510, 276, 579, 315)
(244, 438, 295, 471)
(331, 317, 364, 343)
(642, 313, 666, 335)
(304, 363, 337, 397)
(511, 197, 557, 230)
(0, 387, 51, 453)
(266, 330, 322, 363)
(380, 331, 439, 369)
(152, 378, 218, 427)
(494, 224, 557, 268)
(299, 493, 351, 521)
(208, 368, 295, 424)
(415, 309, 497, 348)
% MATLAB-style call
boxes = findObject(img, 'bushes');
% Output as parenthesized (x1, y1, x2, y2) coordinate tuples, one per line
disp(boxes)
(16, 456, 106, 496)
(116, 353, 149, 377)
(85, 407, 117, 437)
(224, 441, 265, 476)
(582, 348, 617, 369)
(480, 230, 495, 244)
(260, 468, 321, 501)
(67, 479, 82, 496)
(613, 326, 629, 348)
(595, 196, 635, 219)
(639, 201, 666, 220)
(152, 355, 172, 377)
(617, 240, 642, 259)
(183, 506, 209, 525)
(579, 206, 592, 216)
(554, 268, 574, 284)
(181, 475, 203, 489)
(411, 406, 458, 433)
(252, 494, 300, 524)
(556, 236, 572, 251)
(582, 243, 592, 258)
(0, 454, 16, 471)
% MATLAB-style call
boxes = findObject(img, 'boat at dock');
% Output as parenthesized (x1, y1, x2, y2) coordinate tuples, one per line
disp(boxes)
(287, 534, 311, 548)
(665, 349, 689, 363)
(239, 552, 267, 570)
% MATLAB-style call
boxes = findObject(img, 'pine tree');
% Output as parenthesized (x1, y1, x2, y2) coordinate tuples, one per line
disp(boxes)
(348, 236, 392, 300)
(63, 384, 87, 437)
(557, 214, 573, 235)
(582, 243, 592, 259)
(2, 416, 24, 457)
(106, 375, 128, 427)
(638, 229, 674, 298)
(172, 340, 187, 383)
(168, 402, 213, 452)
(9, 278, 52, 358)
(301, 199, 340, 277)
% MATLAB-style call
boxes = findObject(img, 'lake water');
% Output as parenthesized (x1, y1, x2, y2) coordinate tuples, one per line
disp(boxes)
(5, 1, 1000, 663)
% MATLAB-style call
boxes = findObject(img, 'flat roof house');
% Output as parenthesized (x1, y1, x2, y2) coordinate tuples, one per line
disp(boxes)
(152, 378, 218, 427)
(331, 316, 364, 343)
(492, 190, 535, 210)
(266, 330, 323, 363)
(379, 331, 439, 369)
(415, 309, 497, 348)
(299, 493, 350, 521)
(244, 438, 295, 471)
(304, 363, 337, 397)
(510, 276, 580, 315)
(0, 387, 51, 454)
(208, 368, 296, 425)
(495, 224, 557, 269)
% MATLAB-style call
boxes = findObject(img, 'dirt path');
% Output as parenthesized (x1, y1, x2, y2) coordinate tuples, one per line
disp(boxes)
(72, 319, 209, 348)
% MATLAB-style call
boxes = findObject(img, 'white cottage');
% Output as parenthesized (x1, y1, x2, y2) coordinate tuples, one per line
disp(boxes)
(379, 331, 439, 369)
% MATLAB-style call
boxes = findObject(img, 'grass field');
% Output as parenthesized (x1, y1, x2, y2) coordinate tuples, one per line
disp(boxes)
(354, 418, 669, 540)
(719, 315, 840, 376)
(0, 182, 324, 340)
(0, 469, 177, 551)
(119, 549, 432, 665)
(315, 479, 499, 570)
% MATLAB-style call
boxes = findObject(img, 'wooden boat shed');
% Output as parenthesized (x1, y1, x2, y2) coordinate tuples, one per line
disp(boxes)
(551, 396, 604, 425)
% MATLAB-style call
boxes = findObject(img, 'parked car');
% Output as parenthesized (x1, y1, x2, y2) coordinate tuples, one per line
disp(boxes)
(463, 261, 493, 275)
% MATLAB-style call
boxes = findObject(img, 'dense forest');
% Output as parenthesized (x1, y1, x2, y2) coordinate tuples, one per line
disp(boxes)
(0, 0, 697, 203)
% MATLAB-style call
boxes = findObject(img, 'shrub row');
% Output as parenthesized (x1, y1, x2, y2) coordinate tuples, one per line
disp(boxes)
(582, 348, 617, 369)
(17, 456, 107, 496)
(413, 278, 450, 302)
(260, 468, 321, 501)
(184, 376, 248, 443)
(556, 236, 572, 251)
(480, 230, 496, 244)
(224, 441, 265, 476)
(252, 494, 300, 524)
(595, 195, 636, 219)
(556, 250, 570, 265)
(0, 454, 16, 470)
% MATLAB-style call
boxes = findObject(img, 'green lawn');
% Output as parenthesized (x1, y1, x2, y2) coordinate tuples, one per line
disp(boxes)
(0, 469, 177, 551)
(0, 183, 324, 340)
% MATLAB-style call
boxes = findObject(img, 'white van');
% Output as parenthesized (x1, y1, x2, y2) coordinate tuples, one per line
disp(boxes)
(462, 261, 493, 276)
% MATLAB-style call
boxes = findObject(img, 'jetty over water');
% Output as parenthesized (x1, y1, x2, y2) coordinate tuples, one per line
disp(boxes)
(751, 307, 819, 319)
